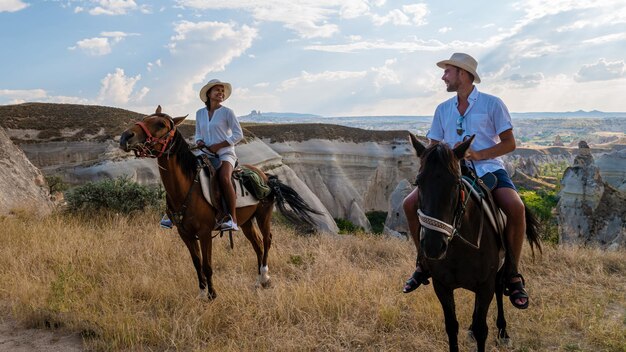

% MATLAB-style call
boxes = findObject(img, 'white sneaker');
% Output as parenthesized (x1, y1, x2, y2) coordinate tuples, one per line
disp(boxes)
(220, 219, 239, 231)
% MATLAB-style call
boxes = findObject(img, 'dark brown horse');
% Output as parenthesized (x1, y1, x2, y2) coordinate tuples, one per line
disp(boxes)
(409, 133, 541, 352)
(119, 106, 320, 299)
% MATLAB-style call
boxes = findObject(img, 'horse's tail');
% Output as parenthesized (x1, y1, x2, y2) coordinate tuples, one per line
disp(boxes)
(267, 175, 322, 229)
(524, 204, 542, 256)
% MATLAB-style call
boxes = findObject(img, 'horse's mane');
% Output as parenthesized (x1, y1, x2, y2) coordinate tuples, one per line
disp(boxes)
(419, 143, 460, 180)
(169, 130, 198, 180)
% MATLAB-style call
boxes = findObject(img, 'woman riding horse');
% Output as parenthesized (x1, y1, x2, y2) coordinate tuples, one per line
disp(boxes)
(119, 105, 320, 299)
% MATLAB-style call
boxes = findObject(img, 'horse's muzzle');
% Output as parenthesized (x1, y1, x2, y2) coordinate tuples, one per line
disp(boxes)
(119, 130, 135, 152)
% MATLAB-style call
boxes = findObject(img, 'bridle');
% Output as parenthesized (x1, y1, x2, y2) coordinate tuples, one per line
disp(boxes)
(417, 174, 484, 252)
(132, 114, 177, 158)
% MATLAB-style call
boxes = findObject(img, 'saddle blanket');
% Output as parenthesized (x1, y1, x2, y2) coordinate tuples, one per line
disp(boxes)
(198, 167, 259, 208)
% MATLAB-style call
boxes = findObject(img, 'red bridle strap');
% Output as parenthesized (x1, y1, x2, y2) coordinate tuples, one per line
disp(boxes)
(134, 120, 176, 158)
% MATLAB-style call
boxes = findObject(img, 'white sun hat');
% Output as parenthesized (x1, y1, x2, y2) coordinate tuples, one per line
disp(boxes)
(199, 79, 232, 103)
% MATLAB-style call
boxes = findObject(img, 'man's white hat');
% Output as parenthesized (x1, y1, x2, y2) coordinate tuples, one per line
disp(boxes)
(437, 53, 481, 83)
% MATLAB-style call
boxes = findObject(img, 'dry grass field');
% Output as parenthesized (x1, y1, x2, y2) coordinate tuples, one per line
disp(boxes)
(0, 211, 624, 351)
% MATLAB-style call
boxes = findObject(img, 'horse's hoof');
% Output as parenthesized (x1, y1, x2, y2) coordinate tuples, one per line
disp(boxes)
(467, 329, 476, 342)
(261, 278, 272, 288)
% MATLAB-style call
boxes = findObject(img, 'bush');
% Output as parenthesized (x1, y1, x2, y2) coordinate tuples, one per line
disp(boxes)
(366, 211, 387, 234)
(334, 218, 363, 235)
(519, 188, 560, 244)
(45, 175, 69, 194)
(65, 176, 163, 213)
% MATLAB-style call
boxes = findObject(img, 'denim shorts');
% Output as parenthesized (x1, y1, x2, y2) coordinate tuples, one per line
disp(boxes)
(492, 169, 517, 191)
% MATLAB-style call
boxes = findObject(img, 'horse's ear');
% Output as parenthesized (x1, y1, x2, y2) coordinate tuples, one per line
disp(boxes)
(173, 115, 188, 126)
(409, 133, 426, 157)
(156, 105, 162, 114)
(453, 134, 475, 160)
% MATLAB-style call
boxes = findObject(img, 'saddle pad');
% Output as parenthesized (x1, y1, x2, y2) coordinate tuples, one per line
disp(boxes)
(199, 168, 259, 208)
(461, 178, 507, 235)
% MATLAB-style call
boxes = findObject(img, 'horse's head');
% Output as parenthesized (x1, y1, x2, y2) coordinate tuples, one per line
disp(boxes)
(119, 105, 188, 158)
(409, 133, 474, 260)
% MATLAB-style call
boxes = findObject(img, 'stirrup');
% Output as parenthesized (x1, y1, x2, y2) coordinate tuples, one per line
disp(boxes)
(402, 268, 430, 293)
(504, 273, 529, 309)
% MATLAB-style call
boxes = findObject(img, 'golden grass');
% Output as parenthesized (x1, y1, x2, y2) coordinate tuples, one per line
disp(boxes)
(0, 211, 624, 351)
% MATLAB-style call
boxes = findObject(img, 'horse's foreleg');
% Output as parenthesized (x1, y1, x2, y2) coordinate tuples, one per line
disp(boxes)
(256, 205, 274, 286)
(240, 220, 267, 287)
(198, 233, 216, 299)
(470, 287, 495, 352)
(433, 283, 459, 352)
(495, 271, 510, 346)
(181, 236, 207, 298)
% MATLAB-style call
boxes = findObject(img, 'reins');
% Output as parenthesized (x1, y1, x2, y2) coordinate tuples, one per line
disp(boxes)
(417, 160, 485, 250)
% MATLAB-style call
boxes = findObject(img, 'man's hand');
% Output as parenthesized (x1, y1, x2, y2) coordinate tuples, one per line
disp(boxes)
(453, 141, 483, 161)
(464, 148, 483, 161)
(196, 140, 206, 148)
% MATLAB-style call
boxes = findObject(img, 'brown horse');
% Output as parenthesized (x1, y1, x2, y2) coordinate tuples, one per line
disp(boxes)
(119, 106, 320, 299)
(409, 134, 541, 352)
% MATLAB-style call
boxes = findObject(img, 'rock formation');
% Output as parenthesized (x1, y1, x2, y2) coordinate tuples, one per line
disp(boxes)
(556, 141, 625, 249)
(595, 149, 626, 192)
(383, 179, 413, 238)
(0, 127, 53, 216)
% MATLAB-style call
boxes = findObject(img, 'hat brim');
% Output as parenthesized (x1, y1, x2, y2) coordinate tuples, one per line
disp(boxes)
(437, 60, 481, 83)
(199, 82, 232, 102)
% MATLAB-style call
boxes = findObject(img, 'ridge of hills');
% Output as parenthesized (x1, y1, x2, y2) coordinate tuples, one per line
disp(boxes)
(0, 102, 415, 144)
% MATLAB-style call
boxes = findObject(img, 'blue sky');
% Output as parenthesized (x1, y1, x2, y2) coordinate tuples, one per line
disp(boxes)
(1, 0, 625, 117)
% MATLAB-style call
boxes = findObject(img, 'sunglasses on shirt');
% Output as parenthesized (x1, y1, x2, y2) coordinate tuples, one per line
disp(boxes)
(456, 115, 465, 136)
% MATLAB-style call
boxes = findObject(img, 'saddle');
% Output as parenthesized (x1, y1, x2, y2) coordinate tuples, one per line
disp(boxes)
(194, 151, 269, 212)
(461, 165, 507, 240)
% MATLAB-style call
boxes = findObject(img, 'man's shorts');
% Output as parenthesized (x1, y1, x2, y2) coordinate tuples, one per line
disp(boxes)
(492, 169, 517, 191)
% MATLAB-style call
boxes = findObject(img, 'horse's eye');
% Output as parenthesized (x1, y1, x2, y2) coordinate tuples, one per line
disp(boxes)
(157, 121, 167, 129)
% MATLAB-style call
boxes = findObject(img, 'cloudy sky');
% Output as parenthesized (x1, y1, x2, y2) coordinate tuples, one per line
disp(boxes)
(1, 0, 625, 117)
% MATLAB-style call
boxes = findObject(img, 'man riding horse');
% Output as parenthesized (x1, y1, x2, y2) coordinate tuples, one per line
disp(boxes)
(402, 53, 531, 310)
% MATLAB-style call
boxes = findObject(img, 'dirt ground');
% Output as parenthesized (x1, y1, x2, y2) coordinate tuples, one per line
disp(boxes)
(0, 318, 83, 352)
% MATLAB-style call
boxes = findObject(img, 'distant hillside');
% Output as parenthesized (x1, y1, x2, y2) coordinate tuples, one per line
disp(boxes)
(0, 103, 415, 144)
(0, 103, 196, 143)
(244, 123, 413, 143)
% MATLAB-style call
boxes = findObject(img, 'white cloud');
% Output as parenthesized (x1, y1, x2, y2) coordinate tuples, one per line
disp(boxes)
(0, 88, 46, 100)
(147, 59, 162, 72)
(0, 0, 28, 12)
(70, 37, 111, 56)
(98, 68, 146, 104)
(0, 89, 91, 105)
(254, 82, 270, 88)
(305, 38, 448, 53)
(438, 26, 452, 33)
(69, 31, 135, 56)
(402, 4, 428, 26)
(176, 0, 339, 38)
(372, 9, 410, 26)
(175, 0, 429, 38)
(371, 58, 399, 88)
(574, 58, 625, 82)
(89, 0, 138, 15)
(74, 6, 84, 13)
(143, 20, 257, 114)
(279, 70, 367, 91)
(505, 72, 545, 88)
(582, 32, 626, 45)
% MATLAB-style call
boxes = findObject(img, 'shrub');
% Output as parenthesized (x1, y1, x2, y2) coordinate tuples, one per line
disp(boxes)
(519, 188, 560, 244)
(65, 176, 163, 213)
(45, 175, 69, 194)
(366, 211, 387, 234)
(334, 218, 363, 235)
